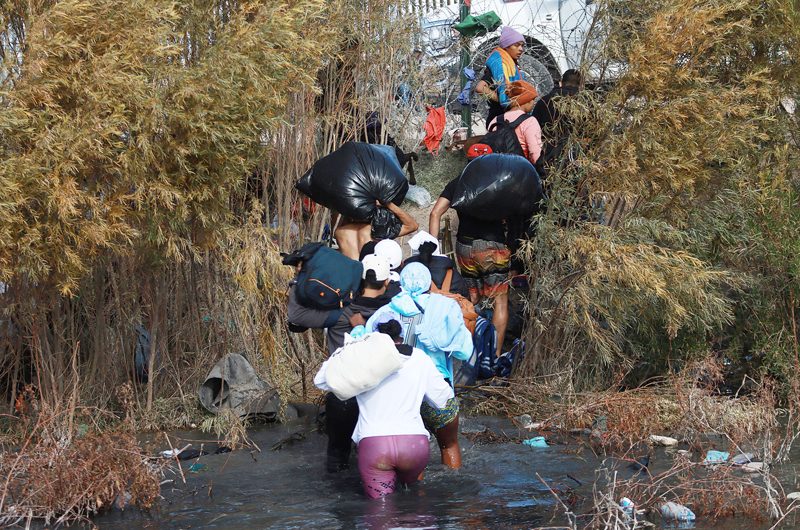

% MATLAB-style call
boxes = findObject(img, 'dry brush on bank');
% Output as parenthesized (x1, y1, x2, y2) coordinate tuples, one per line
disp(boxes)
(512, 0, 800, 393)
(463, 353, 800, 527)
(0, 0, 425, 522)
(0, 0, 426, 431)
(0, 410, 161, 526)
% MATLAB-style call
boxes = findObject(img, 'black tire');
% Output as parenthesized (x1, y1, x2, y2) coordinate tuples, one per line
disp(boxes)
(421, 55, 462, 110)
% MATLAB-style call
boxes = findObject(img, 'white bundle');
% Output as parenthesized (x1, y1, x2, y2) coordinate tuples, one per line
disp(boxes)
(325, 333, 405, 400)
(647, 435, 679, 446)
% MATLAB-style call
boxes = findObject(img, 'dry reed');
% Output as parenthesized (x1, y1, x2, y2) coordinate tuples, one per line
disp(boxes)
(0, 410, 161, 526)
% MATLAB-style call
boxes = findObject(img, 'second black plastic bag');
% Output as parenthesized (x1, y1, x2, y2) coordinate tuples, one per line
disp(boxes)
(450, 154, 545, 220)
(296, 142, 409, 221)
(370, 206, 403, 240)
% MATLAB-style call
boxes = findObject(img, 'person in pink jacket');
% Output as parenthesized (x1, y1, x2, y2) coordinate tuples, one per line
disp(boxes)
(486, 80, 543, 165)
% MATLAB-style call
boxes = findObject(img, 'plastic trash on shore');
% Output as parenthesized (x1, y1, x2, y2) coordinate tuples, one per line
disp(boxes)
(199, 353, 297, 420)
(660, 501, 696, 522)
(740, 462, 765, 473)
(619, 497, 635, 517)
(513, 413, 533, 428)
(648, 434, 679, 446)
(703, 450, 729, 465)
(730, 452, 755, 465)
(522, 436, 548, 448)
(405, 185, 432, 208)
(161, 446, 189, 459)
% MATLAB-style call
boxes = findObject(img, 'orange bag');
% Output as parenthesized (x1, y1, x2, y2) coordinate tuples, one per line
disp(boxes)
(430, 269, 478, 335)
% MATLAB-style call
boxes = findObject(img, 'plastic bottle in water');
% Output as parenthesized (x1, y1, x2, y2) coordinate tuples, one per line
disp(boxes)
(660, 501, 696, 522)
(619, 497, 635, 517)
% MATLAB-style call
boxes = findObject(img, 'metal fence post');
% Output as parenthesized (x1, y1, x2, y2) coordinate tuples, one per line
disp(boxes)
(459, 0, 471, 136)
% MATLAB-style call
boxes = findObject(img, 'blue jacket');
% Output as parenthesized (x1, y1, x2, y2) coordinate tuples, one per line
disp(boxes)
(366, 293, 473, 382)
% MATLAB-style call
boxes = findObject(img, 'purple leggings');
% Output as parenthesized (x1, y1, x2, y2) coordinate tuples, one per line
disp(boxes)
(358, 435, 430, 499)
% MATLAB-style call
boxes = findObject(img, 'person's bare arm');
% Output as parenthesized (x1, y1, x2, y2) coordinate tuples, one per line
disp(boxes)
(474, 80, 499, 102)
(380, 200, 419, 237)
(428, 196, 451, 238)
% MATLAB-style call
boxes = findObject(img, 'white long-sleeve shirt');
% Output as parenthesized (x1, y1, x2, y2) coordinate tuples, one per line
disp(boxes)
(315, 346, 454, 444)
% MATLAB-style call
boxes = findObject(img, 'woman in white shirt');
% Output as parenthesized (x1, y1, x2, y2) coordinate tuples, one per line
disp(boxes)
(315, 315, 454, 499)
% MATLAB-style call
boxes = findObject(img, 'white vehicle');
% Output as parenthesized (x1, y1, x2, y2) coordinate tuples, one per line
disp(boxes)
(419, 0, 601, 117)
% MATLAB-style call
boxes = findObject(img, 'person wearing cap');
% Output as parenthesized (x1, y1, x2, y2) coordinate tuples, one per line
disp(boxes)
(365, 263, 473, 469)
(405, 231, 469, 298)
(474, 26, 527, 129)
(374, 239, 403, 282)
(288, 253, 394, 355)
(287, 253, 395, 472)
(360, 240, 402, 298)
(486, 80, 542, 165)
(314, 316, 453, 499)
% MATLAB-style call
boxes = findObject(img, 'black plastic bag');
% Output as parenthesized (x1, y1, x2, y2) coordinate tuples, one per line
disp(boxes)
(296, 142, 409, 221)
(450, 154, 545, 221)
(370, 206, 403, 240)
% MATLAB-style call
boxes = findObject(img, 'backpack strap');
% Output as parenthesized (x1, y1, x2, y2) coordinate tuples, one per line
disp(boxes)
(509, 114, 531, 128)
(442, 269, 453, 293)
(430, 269, 453, 294)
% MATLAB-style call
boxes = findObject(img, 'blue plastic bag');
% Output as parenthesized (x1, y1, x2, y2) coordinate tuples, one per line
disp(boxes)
(523, 436, 548, 448)
(703, 450, 730, 465)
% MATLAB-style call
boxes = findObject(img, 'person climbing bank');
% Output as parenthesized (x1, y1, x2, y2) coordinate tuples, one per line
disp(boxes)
(474, 26, 527, 129)
(287, 253, 395, 473)
(335, 200, 418, 261)
(430, 180, 511, 359)
(486, 80, 542, 165)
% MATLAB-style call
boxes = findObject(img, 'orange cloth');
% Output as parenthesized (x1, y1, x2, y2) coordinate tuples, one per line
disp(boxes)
(494, 47, 519, 87)
(423, 105, 446, 156)
(506, 80, 538, 106)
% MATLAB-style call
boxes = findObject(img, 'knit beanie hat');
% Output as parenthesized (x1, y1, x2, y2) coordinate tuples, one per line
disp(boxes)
(499, 26, 525, 49)
(506, 80, 538, 106)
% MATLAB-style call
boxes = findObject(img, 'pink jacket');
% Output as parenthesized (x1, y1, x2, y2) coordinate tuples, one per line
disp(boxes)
(488, 109, 542, 164)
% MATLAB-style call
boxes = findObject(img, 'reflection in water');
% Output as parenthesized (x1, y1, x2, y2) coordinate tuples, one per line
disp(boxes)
(352, 494, 438, 529)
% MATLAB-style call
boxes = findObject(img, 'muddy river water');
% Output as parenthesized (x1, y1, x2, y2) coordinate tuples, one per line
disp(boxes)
(95, 411, 800, 530)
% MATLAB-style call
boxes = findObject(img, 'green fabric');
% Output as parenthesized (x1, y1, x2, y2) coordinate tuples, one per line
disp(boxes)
(453, 11, 502, 38)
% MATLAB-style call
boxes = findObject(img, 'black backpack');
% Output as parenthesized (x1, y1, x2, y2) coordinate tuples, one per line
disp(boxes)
(282, 243, 363, 309)
(467, 114, 530, 158)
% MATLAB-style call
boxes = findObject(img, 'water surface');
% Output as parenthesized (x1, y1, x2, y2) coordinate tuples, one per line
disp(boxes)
(96, 413, 800, 529)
